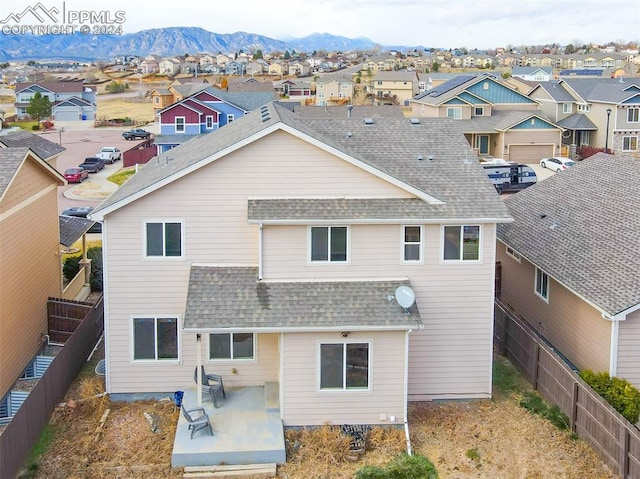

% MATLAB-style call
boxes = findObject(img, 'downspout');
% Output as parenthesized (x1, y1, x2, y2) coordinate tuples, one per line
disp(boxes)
(196, 334, 203, 407)
(609, 318, 620, 378)
(404, 329, 412, 456)
(258, 223, 263, 280)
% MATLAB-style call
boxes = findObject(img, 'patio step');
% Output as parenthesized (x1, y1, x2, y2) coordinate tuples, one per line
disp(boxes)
(264, 382, 279, 412)
(183, 463, 277, 478)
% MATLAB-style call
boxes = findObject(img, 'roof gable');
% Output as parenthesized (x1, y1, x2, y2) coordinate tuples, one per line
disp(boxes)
(0, 147, 65, 200)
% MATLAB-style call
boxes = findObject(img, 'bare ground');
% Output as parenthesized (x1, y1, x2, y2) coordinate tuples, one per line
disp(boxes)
(22, 353, 616, 479)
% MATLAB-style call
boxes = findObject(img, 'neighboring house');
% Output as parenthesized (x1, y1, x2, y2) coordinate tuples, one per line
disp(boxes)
(315, 74, 354, 106)
(370, 71, 418, 106)
(528, 78, 640, 156)
(273, 80, 313, 102)
(0, 129, 66, 170)
(226, 78, 274, 94)
(511, 67, 553, 82)
(154, 88, 274, 153)
(0, 147, 66, 409)
(268, 62, 289, 77)
(409, 74, 564, 162)
(90, 101, 511, 428)
(140, 58, 160, 74)
(289, 61, 311, 77)
(159, 58, 182, 76)
(225, 61, 246, 76)
(496, 153, 640, 388)
(149, 80, 210, 115)
(14, 81, 97, 121)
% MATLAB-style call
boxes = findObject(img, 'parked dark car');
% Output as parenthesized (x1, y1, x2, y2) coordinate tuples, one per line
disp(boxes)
(78, 157, 104, 173)
(122, 128, 151, 140)
(63, 167, 88, 183)
(61, 206, 102, 233)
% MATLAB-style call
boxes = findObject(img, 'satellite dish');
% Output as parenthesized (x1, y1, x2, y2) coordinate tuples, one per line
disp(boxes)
(395, 286, 415, 311)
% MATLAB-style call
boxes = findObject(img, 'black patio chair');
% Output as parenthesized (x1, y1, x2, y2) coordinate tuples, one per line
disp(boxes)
(194, 366, 226, 408)
(180, 403, 213, 439)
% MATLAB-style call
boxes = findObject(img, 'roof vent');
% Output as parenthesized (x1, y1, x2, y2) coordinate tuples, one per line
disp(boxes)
(347, 132, 353, 138)
(417, 155, 423, 161)
(410, 118, 420, 125)
(363, 117, 374, 125)
(428, 155, 434, 161)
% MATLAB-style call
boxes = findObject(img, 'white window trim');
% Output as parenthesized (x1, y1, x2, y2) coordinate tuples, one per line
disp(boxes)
(402, 225, 423, 263)
(622, 136, 638, 151)
(562, 103, 572, 114)
(317, 340, 372, 392)
(627, 108, 639, 123)
(474, 107, 484, 116)
(535, 268, 549, 303)
(207, 333, 256, 362)
(130, 315, 181, 363)
(446, 107, 462, 119)
(143, 220, 185, 259)
(175, 116, 185, 133)
(506, 246, 521, 263)
(205, 115, 214, 129)
(308, 226, 350, 264)
(440, 224, 482, 263)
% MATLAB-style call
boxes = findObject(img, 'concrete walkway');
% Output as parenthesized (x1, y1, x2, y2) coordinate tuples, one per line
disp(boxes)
(63, 166, 118, 201)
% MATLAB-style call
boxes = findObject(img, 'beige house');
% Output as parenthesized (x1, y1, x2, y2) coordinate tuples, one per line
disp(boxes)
(409, 74, 564, 162)
(315, 74, 354, 106)
(90, 102, 511, 427)
(370, 71, 417, 106)
(0, 146, 66, 401)
(496, 154, 640, 387)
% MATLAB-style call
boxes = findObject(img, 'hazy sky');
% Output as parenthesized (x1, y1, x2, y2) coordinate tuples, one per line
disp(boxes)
(2, 0, 638, 49)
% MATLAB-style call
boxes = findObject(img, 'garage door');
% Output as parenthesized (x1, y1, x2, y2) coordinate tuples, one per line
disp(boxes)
(53, 108, 79, 121)
(508, 145, 555, 164)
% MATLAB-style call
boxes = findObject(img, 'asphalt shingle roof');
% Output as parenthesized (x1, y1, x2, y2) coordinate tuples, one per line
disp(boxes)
(0, 147, 28, 197)
(184, 266, 421, 330)
(557, 114, 597, 130)
(93, 101, 511, 223)
(59, 215, 95, 247)
(497, 153, 640, 317)
(0, 130, 65, 162)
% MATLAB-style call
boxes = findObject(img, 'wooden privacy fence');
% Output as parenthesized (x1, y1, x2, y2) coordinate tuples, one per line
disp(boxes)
(494, 299, 640, 478)
(0, 296, 103, 479)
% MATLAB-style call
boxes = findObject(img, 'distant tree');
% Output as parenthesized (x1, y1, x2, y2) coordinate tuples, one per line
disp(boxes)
(253, 49, 263, 60)
(26, 91, 51, 124)
(284, 50, 291, 60)
(27, 60, 36, 66)
(431, 62, 440, 72)
(565, 44, 576, 54)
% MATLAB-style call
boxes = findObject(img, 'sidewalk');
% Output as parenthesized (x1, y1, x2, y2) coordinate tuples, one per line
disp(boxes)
(63, 177, 117, 201)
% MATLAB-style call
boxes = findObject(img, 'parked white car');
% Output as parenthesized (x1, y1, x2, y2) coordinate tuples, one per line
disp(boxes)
(96, 146, 122, 164)
(540, 157, 576, 172)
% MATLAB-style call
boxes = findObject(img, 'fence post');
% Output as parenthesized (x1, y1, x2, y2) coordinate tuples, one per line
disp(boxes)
(571, 381, 579, 432)
(624, 429, 630, 478)
(532, 343, 540, 390)
(501, 308, 508, 356)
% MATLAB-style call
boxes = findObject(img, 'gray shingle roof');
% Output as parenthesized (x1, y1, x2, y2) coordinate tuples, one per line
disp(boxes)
(93, 101, 511, 223)
(184, 266, 421, 330)
(288, 105, 405, 119)
(0, 130, 66, 162)
(560, 78, 640, 103)
(496, 153, 640, 317)
(59, 215, 95, 246)
(531, 81, 576, 102)
(458, 110, 557, 134)
(557, 114, 597, 130)
(0, 147, 29, 197)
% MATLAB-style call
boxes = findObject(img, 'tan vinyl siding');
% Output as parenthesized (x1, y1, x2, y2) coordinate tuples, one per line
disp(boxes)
(105, 130, 412, 394)
(497, 243, 611, 373)
(281, 331, 406, 426)
(0, 158, 55, 212)
(616, 310, 640, 388)
(0, 181, 61, 396)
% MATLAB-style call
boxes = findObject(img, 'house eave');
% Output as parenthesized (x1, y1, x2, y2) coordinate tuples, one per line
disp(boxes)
(183, 324, 422, 334)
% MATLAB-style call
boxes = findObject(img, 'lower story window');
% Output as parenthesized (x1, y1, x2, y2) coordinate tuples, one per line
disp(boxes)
(535, 268, 549, 301)
(209, 333, 255, 360)
(320, 342, 369, 390)
(623, 136, 638, 151)
(133, 316, 178, 360)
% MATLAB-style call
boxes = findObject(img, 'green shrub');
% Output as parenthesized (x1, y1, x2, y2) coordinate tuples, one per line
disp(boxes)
(465, 448, 480, 461)
(520, 392, 571, 430)
(62, 246, 103, 291)
(580, 370, 640, 423)
(356, 453, 438, 479)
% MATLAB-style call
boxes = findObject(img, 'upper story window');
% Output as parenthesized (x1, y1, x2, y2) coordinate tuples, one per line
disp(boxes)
(474, 107, 484, 116)
(562, 103, 572, 114)
(209, 333, 255, 360)
(446, 107, 462, 119)
(133, 316, 179, 361)
(443, 225, 480, 261)
(310, 226, 348, 262)
(403, 225, 422, 262)
(206, 115, 214, 129)
(320, 342, 369, 390)
(145, 221, 183, 258)
(628, 108, 639, 123)
(623, 136, 638, 151)
(577, 104, 590, 113)
(175, 116, 185, 133)
(535, 268, 549, 301)
(227, 114, 234, 123)
(506, 246, 521, 263)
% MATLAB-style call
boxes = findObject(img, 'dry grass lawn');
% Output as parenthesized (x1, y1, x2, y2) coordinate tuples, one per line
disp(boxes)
(96, 96, 155, 124)
(21, 353, 617, 479)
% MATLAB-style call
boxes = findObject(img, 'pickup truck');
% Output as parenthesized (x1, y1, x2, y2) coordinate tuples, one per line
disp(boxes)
(95, 146, 121, 164)
(78, 157, 104, 173)
(122, 128, 151, 140)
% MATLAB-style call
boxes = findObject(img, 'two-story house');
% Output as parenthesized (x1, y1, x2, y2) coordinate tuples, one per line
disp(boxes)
(89, 102, 511, 432)
(315, 73, 354, 106)
(409, 74, 564, 162)
(370, 71, 418, 106)
(14, 81, 97, 121)
(528, 78, 640, 156)
(0, 144, 66, 417)
(154, 88, 274, 153)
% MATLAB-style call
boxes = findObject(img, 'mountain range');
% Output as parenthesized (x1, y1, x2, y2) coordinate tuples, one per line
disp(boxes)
(0, 27, 389, 61)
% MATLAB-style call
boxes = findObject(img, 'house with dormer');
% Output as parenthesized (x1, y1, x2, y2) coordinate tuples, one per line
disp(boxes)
(409, 74, 564, 162)
(154, 88, 274, 153)
(89, 102, 511, 437)
(14, 81, 97, 121)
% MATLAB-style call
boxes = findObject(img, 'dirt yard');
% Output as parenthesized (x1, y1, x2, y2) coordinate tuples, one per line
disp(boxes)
(20, 353, 616, 479)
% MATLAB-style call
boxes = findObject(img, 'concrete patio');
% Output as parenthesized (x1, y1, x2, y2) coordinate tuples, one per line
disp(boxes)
(171, 385, 286, 467)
